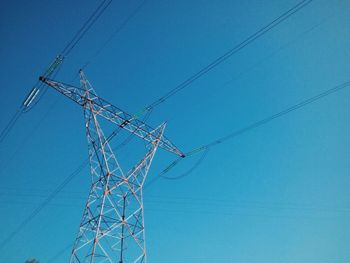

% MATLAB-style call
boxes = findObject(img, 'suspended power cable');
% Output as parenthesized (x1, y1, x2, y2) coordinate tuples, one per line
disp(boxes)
(0, 160, 88, 251)
(14, 1, 346, 259)
(4, 188, 350, 214)
(46, 243, 73, 263)
(155, 80, 350, 181)
(161, 148, 210, 180)
(0, 0, 114, 145)
(36, 0, 112, 104)
(61, 0, 113, 57)
(144, 147, 210, 188)
(205, 81, 350, 148)
(133, 0, 313, 119)
(0, 0, 323, 256)
(7, 76, 344, 259)
(0, 0, 311, 147)
(0, 78, 47, 141)
(0, 81, 46, 143)
(6, 77, 348, 251)
(0, 0, 116, 180)
(0, 109, 151, 251)
(42, 76, 349, 261)
(0, 98, 61, 170)
(0, 109, 22, 145)
(28, 0, 113, 109)
(81, 0, 147, 71)
(6, 0, 311, 146)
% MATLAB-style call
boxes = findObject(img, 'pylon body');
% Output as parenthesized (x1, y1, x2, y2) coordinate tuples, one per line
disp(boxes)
(40, 71, 182, 262)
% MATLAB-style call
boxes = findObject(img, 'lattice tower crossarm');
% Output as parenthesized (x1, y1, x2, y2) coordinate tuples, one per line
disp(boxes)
(39, 75, 185, 158)
(39, 71, 183, 262)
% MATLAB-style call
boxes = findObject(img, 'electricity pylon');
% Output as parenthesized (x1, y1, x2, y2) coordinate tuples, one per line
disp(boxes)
(40, 71, 184, 263)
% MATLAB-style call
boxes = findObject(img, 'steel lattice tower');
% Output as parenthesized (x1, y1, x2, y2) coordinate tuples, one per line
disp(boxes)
(40, 71, 184, 263)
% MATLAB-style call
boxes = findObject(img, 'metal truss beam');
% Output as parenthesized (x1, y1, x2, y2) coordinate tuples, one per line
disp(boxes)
(39, 75, 185, 158)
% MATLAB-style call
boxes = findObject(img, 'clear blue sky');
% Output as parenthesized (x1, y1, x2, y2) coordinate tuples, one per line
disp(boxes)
(0, 0, 350, 262)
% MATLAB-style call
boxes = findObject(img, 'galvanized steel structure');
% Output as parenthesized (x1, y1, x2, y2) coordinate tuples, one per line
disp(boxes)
(40, 71, 184, 262)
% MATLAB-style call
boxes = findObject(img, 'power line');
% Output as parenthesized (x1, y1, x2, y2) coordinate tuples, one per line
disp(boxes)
(0, 109, 152, 251)
(0, 0, 321, 257)
(3, 191, 350, 214)
(0, 0, 320, 247)
(2, 0, 310, 150)
(41, 74, 348, 261)
(15, 0, 347, 259)
(205, 81, 350, 148)
(157, 80, 350, 180)
(46, 243, 72, 263)
(61, 0, 113, 57)
(0, 0, 144, 254)
(0, 0, 114, 146)
(49, 0, 314, 174)
(2, 195, 349, 215)
(134, 0, 313, 118)
(28, 0, 113, 109)
(0, 109, 22, 145)
(81, 0, 147, 71)
(0, 160, 88, 251)
(0, 0, 311, 147)
(0, 98, 61, 171)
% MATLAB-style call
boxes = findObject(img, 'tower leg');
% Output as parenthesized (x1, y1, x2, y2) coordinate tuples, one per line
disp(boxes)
(70, 91, 165, 262)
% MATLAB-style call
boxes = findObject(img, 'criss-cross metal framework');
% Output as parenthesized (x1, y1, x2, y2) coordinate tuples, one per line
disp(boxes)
(40, 71, 184, 263)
